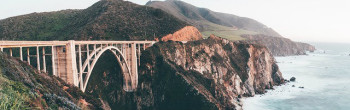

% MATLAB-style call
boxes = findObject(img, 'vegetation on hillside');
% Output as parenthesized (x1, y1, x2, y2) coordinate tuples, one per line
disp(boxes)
(147, 0, 281, 40)
(0, 52, 103, 109)
(0, 10, 79, 40)
(0, 74, 31, 109)
(201, 29, 257, 41)
(182, 21, 255, 40)
(0, 0, 188, 41)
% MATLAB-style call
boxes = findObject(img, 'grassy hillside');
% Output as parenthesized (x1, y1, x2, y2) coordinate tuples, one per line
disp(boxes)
(146, 0, 282, 40)
(0, 0, 188, 41)
(199, 21, 256, 40)
(202, 30, 257, 41)
(0, 10, 80, 40)
(0, 52, 102, 109)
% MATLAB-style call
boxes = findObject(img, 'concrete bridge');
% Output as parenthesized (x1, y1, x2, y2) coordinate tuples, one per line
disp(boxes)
(0, 40, 156, 92)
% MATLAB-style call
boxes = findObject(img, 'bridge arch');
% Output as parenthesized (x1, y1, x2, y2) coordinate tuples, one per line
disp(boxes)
(1, 40, 156, 92)
(81, 46, 134, 92)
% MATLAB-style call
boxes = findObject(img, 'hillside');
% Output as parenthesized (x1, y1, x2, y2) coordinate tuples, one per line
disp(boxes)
(0, 0, 188, 41)
(146, 0, 316, 56)
(0, 52, 104, 109)
(146, 0, 282, 40)
(242, 35, 315, 56)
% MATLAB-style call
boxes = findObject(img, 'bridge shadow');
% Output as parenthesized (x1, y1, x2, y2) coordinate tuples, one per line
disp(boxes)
(85, 50, 136, 109)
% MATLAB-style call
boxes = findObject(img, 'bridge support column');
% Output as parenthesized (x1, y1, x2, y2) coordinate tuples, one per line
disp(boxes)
(27, 48, 30, 64)
(130, 43, 138, 90)
(138, 44, 141, 66)
(52, 46, 57, 76)
(36, 46, 40, 71)
(78, 45, 83, 90)
(20, 47, 23, 61)
(56, 46, 66, 79)
(9, 48, 12, 56)
(42, 47, 46, 72)
(66, 40, 79, 86)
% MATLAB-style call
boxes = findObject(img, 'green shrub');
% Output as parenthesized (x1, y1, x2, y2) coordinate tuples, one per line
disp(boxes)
(0, 75, 31, 110)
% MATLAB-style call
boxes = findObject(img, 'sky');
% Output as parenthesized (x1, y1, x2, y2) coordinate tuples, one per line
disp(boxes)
(1, 0, 349, 43)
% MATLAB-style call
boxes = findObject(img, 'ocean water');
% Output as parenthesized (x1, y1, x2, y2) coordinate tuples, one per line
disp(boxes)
(243, 42, 350, 110)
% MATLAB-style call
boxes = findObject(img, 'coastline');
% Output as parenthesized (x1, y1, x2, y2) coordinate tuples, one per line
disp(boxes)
(241, 43, 350, 110)
(242, 55, 309, 110)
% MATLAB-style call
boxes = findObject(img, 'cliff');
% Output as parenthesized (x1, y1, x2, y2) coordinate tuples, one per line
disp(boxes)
(0, 0, 188, 41)
(160, 26, 203, 41)
(135, 35, 284, 109)
(85, 35, 284, 109)
(242, 35, 316, 56)
(0, 52, 103, 109)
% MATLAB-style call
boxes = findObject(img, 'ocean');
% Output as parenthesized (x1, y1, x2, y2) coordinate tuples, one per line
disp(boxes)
(243, 42, 350, 110)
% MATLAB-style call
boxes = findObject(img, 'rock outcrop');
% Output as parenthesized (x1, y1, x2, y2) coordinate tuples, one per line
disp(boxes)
(133, 35, 284, 109)
(160, 26, 203, 41)
(242, 34, 316, 56)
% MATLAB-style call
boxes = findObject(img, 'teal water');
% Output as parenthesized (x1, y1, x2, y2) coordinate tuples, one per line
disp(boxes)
(243, 42, 350, 110)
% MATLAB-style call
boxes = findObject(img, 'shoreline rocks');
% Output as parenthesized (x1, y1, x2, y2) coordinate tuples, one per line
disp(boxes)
(290, 77, 296, 82)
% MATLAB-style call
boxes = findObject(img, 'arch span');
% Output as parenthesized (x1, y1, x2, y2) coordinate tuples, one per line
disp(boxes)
(0, 40, 156, 92)
(81, 46, 135, 92)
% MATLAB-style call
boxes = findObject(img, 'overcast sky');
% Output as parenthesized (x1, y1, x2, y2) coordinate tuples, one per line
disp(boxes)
(1, 0, 349, 43)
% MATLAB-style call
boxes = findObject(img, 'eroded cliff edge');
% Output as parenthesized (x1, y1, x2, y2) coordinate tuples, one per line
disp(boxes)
(134, 35, 284, 109)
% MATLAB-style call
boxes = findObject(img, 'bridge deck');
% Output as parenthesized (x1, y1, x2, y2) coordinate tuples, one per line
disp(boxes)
(0, 40, 156, 48)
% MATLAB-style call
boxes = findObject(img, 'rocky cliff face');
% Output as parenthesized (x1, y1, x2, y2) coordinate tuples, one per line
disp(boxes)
(242, 34, 316, 56)
(160, 26, 203, 41)
(133, 35, 284, 109)
(0, 52, 103, 109)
